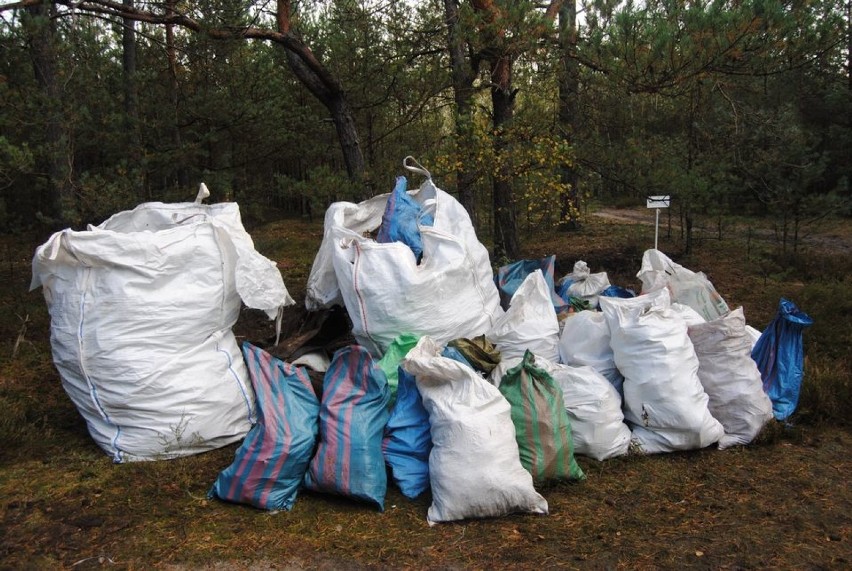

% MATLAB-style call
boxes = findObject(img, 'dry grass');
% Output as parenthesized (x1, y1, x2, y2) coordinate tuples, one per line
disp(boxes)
(1, 210, 850, 570)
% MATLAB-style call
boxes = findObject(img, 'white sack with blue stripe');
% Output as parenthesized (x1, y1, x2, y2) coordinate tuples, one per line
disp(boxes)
(30, 199, 294, 462)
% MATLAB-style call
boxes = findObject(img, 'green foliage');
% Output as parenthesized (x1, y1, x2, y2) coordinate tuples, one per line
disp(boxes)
(275, 165, 367, 217)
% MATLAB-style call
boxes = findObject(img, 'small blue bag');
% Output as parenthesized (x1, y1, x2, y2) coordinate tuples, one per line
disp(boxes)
(382, 367, 432, 499)
(376, 176, 434, 262)
(751, 298, 814, 421)
(600, 285, 637, 300)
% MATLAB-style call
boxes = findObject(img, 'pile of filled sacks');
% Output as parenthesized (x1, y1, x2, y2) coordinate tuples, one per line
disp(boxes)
(208, 160, 801, 523)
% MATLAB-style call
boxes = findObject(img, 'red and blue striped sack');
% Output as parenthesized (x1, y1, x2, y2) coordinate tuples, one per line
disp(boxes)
(304, 345, 390, 510)
(208, 342, 320, 511)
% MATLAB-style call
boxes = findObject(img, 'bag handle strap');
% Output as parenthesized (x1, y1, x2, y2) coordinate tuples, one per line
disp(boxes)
(403, 156, 431, 180)
(195, 182, 211, 204)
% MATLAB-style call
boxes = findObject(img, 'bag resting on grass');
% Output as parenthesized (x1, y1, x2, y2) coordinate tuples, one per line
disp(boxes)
(304, 345, 390, 511)
(600, 288, 724, 454)
(402, 336, 548, 525)
(492, 351, 585, 482)
(688, 308, 773, 449)
(30, 200, 294, 462)
(751, 298, 813, 421)
(209, 343, 320, 511)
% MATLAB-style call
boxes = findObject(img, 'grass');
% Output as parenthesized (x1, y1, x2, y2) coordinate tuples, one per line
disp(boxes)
(0, 209, 850, 570)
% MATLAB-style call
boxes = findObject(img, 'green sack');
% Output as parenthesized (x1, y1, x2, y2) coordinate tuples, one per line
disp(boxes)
(498, 351, 585, 483)
(447, 335, 501, 377)
(377, 333, 420, 409)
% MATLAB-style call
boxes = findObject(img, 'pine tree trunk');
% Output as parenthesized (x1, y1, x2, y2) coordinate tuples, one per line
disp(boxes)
(558, 0, 581, 230)
(491, 55, 520, 262)
(25, 4, 76, 225)
(444, 0, 479, 225)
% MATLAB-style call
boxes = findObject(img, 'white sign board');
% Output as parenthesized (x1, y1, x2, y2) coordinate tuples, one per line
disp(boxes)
(647, 195, 671, 209)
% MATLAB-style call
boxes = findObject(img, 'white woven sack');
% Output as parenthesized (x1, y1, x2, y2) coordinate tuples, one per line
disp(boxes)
(672, 302, 706, 326)
(31, 200, 294, 462)
(637, 249, 730, 321)
(486, 270, 560, 363)
(305, 169, 502, 356)
(558, 310, 624, 396)
(491, 357, 631, 461)
(538, 360, 631, 461)
(688, 308, 774, 449)
(745, 324, 762, 348)
(564, 261, 610, 308)
(402, 337, 548, 525)
(600, 288, 724, 454)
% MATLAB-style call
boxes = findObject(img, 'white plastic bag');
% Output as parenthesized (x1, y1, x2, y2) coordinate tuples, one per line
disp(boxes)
(600, 288, 724, 454)
(486, 270, 560, 363)
(306, 162, 502, 356)
(688, 308, 774, 449)
(402, 337, 548, 524)
(637, 249, 729, 321)
(562, 261, 610, 308)
(31, 200, 294, 462)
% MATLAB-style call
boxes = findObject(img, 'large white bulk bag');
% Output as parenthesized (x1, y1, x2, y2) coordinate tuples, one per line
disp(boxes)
(600, 288, 724, 453)
(486, 270, 560, 363)
(637, 249, 729, 321)
(402, 337, 548, 525)
(688, 308, 774, 449)
(558, 310, 624, 395)
(305, 167, 502, 356)
(31, 200, 294, 462)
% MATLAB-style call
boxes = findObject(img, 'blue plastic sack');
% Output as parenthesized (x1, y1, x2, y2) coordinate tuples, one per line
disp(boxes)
(304, 345, 391, 510)
(376, 176, 435, 262)
(600, 285, 637, 300)
(208, 343, 320, 511)
(382, 367, 432, 499)
(751, 298, 814, 421)
(382, 345, 473, 500)
(495, 255, 570, 312)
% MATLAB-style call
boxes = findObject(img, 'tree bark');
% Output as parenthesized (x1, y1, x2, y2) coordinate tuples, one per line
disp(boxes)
(278, 1, 365, 181)
(471, 0, 561, 260)
(25, 3, 76, 225)
(444, 0, 479, 225)
(490, 55, 520, 261)
(557, 0, 581, 230)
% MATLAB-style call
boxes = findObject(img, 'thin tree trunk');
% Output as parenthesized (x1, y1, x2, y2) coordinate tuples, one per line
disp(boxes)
(25, 3, 76, 225)
(491, 55, 520, 262)
(122, 0, 143, 190)
(557, 0, 581, 230)
(165, 0, 187, 191)
(444, 0, 479, 225)
(278, 1, 365, 182)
